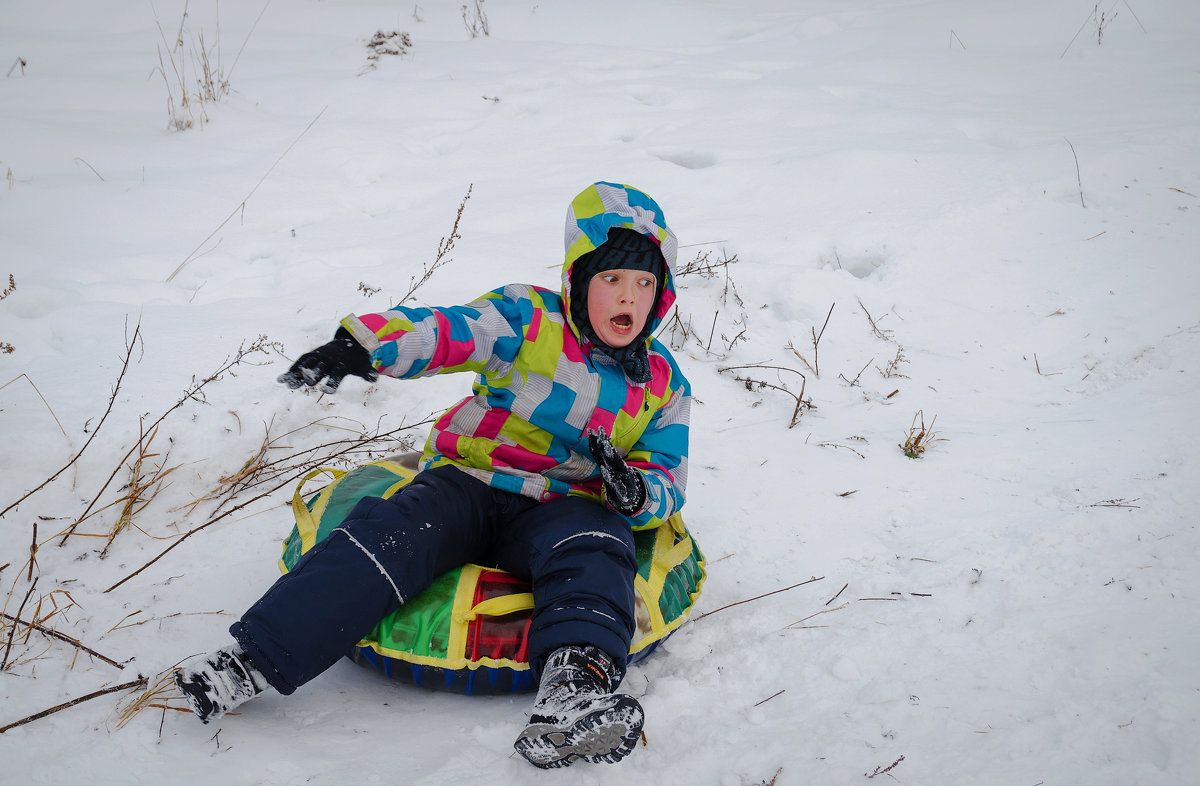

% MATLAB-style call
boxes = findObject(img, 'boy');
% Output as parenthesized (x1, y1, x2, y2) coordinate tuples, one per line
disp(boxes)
(176, 182, 692, 769)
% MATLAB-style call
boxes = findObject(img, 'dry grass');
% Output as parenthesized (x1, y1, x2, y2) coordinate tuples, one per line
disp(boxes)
(115, 670, 190, 730)
(363, 30, 412, 73)
(396, 184, 473, 305)
(1, 274, 14, 354)
(151, 0, 270, 131)
(900, 410, 945, 458)
(461, 0, 490, 38)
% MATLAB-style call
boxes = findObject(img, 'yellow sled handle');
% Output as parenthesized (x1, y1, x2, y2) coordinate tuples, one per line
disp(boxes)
(292, 467, 347, 553)
(462, 593, 536, 620)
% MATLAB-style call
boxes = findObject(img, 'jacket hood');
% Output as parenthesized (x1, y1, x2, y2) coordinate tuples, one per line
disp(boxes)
(562, 182, 678, 344)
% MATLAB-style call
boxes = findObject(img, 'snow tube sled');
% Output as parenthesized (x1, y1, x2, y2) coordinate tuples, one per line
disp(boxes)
(279, 454, 706, 695)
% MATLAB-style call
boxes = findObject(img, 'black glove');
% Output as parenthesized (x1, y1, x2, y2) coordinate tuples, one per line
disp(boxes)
(278, 327, 378, 393)
(587, 427, 647, 516)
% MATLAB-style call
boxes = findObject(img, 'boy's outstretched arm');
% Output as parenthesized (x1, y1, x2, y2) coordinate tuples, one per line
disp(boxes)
(278, 327, 379, 393)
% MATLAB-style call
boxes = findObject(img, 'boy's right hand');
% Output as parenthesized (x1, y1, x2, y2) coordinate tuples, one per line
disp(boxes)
(277, 327, 378, 394)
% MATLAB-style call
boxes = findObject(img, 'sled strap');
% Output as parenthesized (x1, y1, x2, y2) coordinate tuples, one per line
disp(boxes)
(292, 467, 347, 553)
(461, 593, 536, 621)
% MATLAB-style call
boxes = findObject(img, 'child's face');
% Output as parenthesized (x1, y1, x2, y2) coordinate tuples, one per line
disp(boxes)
(586, 268, 658, 348)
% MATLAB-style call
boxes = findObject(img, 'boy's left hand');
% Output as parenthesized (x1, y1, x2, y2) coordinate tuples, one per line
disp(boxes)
(587, 428, 647, 515)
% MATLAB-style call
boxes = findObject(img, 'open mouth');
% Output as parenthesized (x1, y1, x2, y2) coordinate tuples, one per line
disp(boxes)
(610, 314, 633, 330)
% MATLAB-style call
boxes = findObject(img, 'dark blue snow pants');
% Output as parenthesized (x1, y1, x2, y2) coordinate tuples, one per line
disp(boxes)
(230, 465, 637, 695)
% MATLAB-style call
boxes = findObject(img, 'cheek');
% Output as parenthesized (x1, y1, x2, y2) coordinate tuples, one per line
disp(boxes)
(587, 284, 607, 315)
(638, 287, 657, 313)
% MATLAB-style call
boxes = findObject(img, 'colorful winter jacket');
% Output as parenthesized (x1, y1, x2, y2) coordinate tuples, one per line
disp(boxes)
(340, 182, 691, 530)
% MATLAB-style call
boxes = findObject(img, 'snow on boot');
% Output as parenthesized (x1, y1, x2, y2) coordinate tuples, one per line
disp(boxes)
(514, 645, 644, 769)
(175, 644, 267, 724)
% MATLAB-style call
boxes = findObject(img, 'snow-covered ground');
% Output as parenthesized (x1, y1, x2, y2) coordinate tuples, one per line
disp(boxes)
(2, 1, 1198, 783)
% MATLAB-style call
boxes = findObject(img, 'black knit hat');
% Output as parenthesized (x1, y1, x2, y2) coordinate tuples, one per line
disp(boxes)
(573, 226, 665, 282)
(570, 227, 666, 383)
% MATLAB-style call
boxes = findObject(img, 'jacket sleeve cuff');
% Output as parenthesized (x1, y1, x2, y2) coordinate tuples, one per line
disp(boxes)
(340, 314, 381, 353)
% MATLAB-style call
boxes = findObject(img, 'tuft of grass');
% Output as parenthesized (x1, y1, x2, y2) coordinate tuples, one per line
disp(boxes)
(461, 0, 490, 38)
(1, 274, 14, 353)
(364, 30, 412, 73)
(900, 410, 945, 458)
(151, 0, 269, 131)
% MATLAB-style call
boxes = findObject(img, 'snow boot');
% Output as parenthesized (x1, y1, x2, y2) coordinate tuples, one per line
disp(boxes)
(175, 644, 267, 724)
(513, 645, 644, 769)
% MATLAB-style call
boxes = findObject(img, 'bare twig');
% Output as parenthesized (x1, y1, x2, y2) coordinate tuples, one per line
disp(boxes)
(396, 185, 473, 304)
(718, 363, 812, 427)
(693, 576, 824, 622)
(866, 755, 905, 779)
(2, 321, 141, 520)
(826, 583, 848, 606)
(166, 106, 328, 282)
(877, 347, 909, 379)
(59, 334, 278, 546)
(227, 0, 272, 80)
(1123, 1, 1147, 32)
(1, 578, 37, 670)
(1090, 497, 1141, 509)
(1061, 5, 1096, 58)
(754, 689, 785, 707)
(0, 373, 68, 439)
(817, 441, 866, 459)
(104, 418, 432, 593)
(73, 157, 105, 181)
(1065, 137, 1085, 207)
(784, 601, 849, 629)
(793, 303, 835, 377)
(0, 677, 147, 734)
(839, 359, 873, 388)
(858, 298, 893, 342)
(1034, 353, 1062, 377)
(0, 612, 124, 670)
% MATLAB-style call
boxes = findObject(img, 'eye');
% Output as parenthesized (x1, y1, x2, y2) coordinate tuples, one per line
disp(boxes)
(638, 277, 654, 288)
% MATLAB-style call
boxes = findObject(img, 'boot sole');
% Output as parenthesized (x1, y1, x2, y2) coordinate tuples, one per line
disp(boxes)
(514, 695, 644, 769)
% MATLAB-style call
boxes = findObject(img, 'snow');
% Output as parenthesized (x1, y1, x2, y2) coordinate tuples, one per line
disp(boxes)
(2, 1, 1198, 783)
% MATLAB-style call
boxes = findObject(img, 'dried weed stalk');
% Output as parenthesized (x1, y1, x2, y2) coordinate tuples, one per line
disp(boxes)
(718, 363, 813, 428)
(115, 671, 189, 730)
(462, 0, 490, 38)
(364, 30, 412, 73)
(397, 184, 473, 305)
(1, 273, 14, 354)
(900, 410, 945, 458)
(99, 421, 180, 558)
(3, 320, 141, 522)
(59, 333, 282, 546)
(787, 302, 835, 378)
(878, 346, 909, 379)
(0, 677, 147, 734)
(676, 249, 743, 308)
(1, 609, 124, 672)
(183, 413, 423, 519)
(857, 298, 894, 342)
(105, 416, 432, 594)
(166, 104, 327, 282)
(664, 249, 747, 356)
(151, 0, 270, 131)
